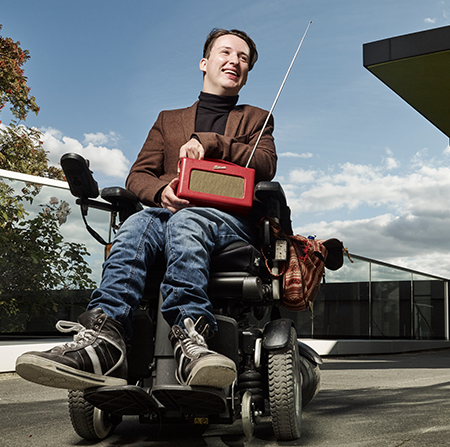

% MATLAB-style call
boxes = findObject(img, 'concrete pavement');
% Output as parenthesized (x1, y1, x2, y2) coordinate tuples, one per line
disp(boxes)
(2, 349, 450, 446)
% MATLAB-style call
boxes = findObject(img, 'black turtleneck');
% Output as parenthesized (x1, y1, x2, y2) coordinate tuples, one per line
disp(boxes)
(195, 91, 239, 135)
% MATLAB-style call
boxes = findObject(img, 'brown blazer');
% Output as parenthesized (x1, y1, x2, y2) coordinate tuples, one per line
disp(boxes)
(126, 101, 277, 207)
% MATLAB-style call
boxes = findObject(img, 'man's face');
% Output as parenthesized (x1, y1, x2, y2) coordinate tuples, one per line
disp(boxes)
(200, 34, 250, 96)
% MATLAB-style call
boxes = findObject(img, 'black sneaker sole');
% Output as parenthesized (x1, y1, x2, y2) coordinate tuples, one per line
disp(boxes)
(15, 354, 127, 390)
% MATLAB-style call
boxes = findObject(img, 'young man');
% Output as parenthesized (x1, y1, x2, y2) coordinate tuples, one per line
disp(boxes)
(16, 29, 277, 391)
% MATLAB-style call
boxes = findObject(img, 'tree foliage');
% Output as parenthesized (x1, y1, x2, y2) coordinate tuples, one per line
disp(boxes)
(0, 199, 96, 332)
(0, 24, 39, 122)
(0, 123, 65, 227)
(0, 124, 63, 178)
(0, 24, 95, 332)
(0, 23, 59, 180)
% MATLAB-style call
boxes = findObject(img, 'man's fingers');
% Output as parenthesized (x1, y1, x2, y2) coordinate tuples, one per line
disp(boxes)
(160, 178, 193, 213)
(179, 138, 205, 160)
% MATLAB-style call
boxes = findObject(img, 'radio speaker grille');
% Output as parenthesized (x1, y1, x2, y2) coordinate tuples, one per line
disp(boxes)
(189, 169, 244, 199)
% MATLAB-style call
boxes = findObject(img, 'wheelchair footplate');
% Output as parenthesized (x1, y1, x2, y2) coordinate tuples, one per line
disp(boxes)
(152, 385, 227, 415)
(84, 385, 159, 415)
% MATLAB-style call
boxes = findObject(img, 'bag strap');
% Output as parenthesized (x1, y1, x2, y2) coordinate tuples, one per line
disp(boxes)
(261, 248, 286, 278)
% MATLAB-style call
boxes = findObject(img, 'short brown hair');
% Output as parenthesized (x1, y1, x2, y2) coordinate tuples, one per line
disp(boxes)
(203, 29, 258, 71)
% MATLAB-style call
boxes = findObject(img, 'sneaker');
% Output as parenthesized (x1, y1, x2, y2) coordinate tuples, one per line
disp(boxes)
(169, 317, 236, 389)
(15, 308, 128, 390)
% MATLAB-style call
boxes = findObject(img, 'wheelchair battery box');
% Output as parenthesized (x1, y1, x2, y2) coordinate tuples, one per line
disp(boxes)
(176, 158, 255, 215)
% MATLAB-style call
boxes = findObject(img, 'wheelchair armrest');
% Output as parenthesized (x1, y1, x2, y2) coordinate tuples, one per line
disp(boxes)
(101, 187, 143, 222)
(255, 181, 293, 235)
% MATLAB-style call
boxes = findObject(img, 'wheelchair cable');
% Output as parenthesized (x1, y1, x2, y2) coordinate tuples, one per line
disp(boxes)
(80, 209, 109, 246)
(245, 20, 312, 168)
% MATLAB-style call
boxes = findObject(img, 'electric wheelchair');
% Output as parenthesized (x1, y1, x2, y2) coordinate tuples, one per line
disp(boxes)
(60, 153, 323, 442)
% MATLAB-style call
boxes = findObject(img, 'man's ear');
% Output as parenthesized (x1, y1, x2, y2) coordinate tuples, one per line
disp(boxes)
(199, 58, 207, 74)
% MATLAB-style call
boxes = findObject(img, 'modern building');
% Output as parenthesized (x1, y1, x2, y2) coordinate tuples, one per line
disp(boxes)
(363, 25, 450, 139)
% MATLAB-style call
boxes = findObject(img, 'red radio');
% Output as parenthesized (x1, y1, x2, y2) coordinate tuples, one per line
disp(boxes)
(176, 158, 255, 215)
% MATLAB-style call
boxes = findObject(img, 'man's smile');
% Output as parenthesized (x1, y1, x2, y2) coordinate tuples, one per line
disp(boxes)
(223, 69, 239, 79)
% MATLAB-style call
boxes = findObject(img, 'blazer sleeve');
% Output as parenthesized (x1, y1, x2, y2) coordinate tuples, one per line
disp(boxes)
(125, 112, 171, 206)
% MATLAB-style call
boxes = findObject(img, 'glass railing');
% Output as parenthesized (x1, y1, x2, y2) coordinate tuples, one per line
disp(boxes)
(2, 170, 448, 340)
(1, 170, 109, 336)
(290, 254, 449, 340)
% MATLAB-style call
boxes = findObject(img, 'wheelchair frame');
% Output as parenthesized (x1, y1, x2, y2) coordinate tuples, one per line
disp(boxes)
(61, 153, 322, 442)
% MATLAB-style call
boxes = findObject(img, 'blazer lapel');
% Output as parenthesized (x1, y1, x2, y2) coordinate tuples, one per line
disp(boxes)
(182, 102, 198, 141)
(225, 107, 244, 137)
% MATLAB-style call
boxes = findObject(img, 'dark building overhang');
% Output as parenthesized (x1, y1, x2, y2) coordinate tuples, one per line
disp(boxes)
(363, 25, 450, 138)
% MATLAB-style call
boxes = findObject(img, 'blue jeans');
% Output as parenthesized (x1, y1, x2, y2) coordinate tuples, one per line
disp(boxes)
(88, 207, 255, 339)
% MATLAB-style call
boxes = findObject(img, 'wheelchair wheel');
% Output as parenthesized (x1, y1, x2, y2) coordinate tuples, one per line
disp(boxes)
(268, 327, 302, 441)
(299, 353, 321, 408)
(68, 390, 119, 441)
(241, 390, 256, 439)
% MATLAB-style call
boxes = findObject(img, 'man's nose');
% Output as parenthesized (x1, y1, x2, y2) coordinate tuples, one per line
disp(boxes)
(228, 52, 239, 65)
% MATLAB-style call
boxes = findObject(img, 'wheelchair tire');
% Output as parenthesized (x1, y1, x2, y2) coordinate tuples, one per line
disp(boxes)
(268, 327, 302, 441)
(68, 390, 119, 441)
(299, 354, 321, 408)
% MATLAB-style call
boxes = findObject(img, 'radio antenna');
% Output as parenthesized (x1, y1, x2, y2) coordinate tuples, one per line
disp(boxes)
(245, 21, 312, 168)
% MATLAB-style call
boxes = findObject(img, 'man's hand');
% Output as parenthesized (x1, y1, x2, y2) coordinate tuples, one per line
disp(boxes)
(160, 178, 193, 213)
(179, 137, 205, 160)
(160, 138, 205, 213)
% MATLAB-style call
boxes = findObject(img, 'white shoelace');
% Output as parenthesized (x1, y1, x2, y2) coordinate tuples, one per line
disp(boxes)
(182, 318, 210, 357)
(55, 320, 95, 349)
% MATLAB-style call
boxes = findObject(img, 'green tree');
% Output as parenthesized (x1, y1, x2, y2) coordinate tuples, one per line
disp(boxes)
(0, 24, 96, 332)
(0, 199, 96, 332)
(0, 24, 39, 122)
(0, 23, 61, 183)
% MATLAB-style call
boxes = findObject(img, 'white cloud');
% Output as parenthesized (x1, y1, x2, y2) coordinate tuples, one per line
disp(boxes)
(42, 128, 130, 179)
(383, 147, 399, 170)
(288, 168, 318, 184)
(285, 150, 450, 215)
(286, 147, 450, 278)
(279, 151, 313, 158)
(83, 131, 118, 146)
(294, 213, 450, 278)
(425, 17, 437, 23)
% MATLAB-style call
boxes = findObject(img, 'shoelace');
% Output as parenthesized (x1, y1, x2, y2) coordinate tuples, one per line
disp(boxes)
(56, 320, 96, 349)
(184, 318, 207, 346)
(182, 318, 210, 357)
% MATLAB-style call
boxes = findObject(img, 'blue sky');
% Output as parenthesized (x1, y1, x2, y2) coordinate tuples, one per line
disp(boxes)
(2, 0, 450, 277)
